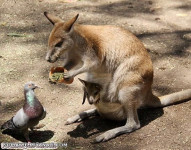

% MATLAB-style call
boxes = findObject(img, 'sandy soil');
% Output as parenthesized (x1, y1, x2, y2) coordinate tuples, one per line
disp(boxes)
(0, 0, 191, 149)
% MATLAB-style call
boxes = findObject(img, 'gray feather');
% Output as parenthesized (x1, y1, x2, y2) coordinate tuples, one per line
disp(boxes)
(40, 108, 46, 120)
(12, 108, 29, 129)
(1, 117, 16, 131)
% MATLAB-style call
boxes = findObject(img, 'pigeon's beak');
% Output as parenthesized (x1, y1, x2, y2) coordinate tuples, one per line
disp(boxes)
(35, 85, 43, 89)
(32, 85, 38, 90)
(34, 85, 39, 89)
(33, 84, 42, 89)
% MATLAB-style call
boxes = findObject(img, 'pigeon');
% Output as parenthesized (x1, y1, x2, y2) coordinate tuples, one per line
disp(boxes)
(1, 82, 46, 142)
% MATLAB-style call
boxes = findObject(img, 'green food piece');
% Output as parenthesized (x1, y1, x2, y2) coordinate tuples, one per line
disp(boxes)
(51, 73, 64, 82)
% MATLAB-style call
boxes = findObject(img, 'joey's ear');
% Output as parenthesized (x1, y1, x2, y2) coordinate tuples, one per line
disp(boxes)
(44, 12, 63, 25)
(82, 91, 87, 105)
(65, 14, 79, 32)
(78, 78, 87, 87)
(79, 78, 87, 105)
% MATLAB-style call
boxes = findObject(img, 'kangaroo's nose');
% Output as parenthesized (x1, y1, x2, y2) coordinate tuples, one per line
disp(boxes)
(45, 55, 51, 62)
(47, 58, 51, 62)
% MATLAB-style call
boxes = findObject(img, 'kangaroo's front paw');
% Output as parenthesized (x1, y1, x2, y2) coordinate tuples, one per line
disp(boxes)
(63, 72, 72, 79)
(65, 115, 82, 125)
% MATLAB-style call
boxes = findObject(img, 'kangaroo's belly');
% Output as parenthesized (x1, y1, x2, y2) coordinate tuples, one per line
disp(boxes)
(94, 101, 126, 121)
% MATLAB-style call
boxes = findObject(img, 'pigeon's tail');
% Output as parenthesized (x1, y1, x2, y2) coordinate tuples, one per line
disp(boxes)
(1, 117, 16, 131)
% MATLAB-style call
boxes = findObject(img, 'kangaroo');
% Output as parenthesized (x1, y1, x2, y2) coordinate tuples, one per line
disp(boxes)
(44, 12, 191, 142)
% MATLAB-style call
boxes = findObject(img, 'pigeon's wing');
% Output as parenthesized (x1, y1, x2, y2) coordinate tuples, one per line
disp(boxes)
(13, 108, 29, 129)
(40, 107, 46, 120)
(1, 117, 15, 130)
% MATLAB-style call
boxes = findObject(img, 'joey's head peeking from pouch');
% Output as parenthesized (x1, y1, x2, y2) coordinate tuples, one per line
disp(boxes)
(78, 78, 102, 105)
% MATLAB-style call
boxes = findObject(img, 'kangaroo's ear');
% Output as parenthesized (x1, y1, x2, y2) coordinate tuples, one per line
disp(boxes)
(65, 14, 79, 32)
(44, 12, 63, 25)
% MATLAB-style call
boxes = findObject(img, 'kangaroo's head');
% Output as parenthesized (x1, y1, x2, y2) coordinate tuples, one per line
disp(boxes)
(44, 12, 79, 63)
(78, 78, 102, 105)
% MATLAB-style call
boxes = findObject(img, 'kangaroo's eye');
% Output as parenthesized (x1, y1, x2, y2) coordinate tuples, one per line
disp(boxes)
(85, 91, 89, 96)
(94, 91, 99, 96)
(55, 41, 63, 47)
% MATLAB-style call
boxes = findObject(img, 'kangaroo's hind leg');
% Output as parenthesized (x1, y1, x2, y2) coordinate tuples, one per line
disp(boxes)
(95, 84, 142, 143)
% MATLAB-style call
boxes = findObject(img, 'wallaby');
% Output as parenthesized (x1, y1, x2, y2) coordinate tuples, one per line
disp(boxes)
(44, 12, 191, 142)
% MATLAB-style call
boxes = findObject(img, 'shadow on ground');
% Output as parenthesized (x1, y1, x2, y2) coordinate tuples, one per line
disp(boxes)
(1, 129, 54, 143)
(67, 108, 164, 140)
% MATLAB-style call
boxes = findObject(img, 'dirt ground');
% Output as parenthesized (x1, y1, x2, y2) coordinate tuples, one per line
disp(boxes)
(0, 0, 191, 149)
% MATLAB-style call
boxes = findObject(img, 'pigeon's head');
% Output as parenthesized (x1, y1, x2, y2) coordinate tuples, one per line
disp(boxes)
(24, 82, 38, 91)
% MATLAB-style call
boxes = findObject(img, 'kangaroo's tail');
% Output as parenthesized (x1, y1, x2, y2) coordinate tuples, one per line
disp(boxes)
(148, 89, 191, 108)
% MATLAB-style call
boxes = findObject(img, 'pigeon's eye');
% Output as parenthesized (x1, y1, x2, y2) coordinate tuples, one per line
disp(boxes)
(55, 41, 63, 47)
